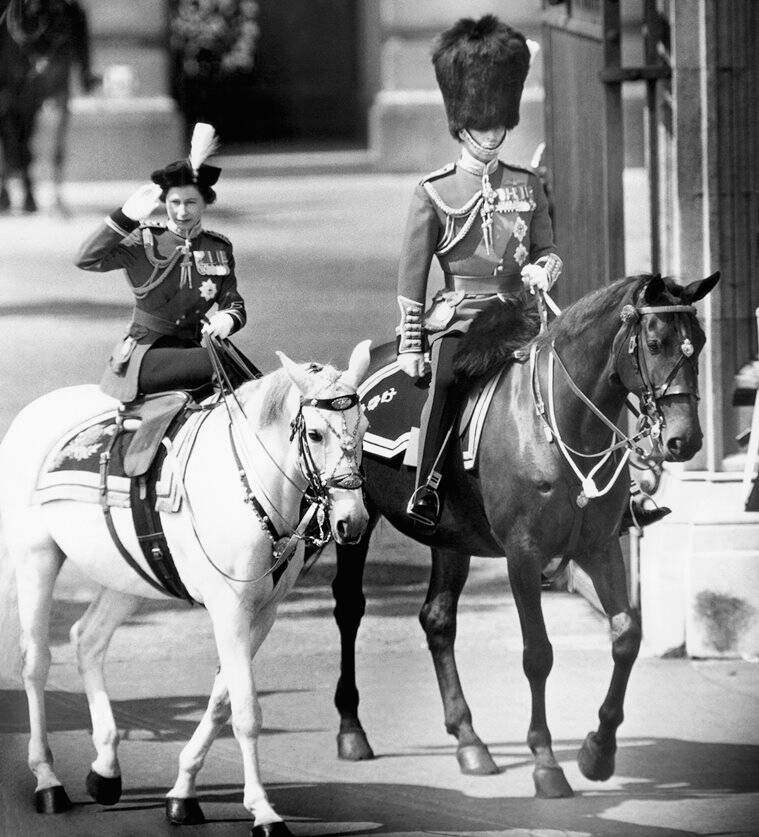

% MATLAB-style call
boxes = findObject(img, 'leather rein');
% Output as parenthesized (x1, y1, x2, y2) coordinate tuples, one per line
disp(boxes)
(531, 292, 698, 508)
(163, 338, 364, 586)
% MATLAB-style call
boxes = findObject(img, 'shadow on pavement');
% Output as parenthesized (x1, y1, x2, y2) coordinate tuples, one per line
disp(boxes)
(0, 689, 318, 740)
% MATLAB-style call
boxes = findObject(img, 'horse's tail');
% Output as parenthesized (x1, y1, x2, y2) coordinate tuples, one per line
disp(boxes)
(0, 507, 23, 683)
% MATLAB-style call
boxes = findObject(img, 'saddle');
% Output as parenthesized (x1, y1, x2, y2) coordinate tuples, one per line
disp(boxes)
(120, 391, 194, 477)
(357, 342, 503, 471)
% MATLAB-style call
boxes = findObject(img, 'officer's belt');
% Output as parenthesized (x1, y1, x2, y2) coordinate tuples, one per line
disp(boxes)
(132, 308, 182, 336)
(444, 273, 522, 295)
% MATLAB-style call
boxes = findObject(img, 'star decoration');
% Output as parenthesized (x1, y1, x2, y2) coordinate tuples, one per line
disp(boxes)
(199, 279, 217, 301)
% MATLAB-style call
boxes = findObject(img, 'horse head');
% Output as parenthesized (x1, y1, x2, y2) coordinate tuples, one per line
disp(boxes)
(614, 272, 720, 462)
(277, 341, 371, 544)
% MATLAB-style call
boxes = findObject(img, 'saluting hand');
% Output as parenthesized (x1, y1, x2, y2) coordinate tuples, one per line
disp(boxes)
(121, 183, 162, 221)
(202, 312, 235, 340)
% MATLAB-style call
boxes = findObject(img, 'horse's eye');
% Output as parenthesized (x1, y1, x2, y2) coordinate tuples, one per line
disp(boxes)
(307, 429, 324, 442)
(647, 340, 661, 354)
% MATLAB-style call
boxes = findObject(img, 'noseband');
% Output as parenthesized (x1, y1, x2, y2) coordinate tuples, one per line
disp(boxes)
(616, 301, 699, 440)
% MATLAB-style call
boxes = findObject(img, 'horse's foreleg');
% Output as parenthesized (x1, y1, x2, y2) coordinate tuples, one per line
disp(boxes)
(14, 536, 70, 812)
(70, 587, 141, 805)
(507, 551, 573, 798)
(208, 601, 289, 835)
(165, 599, 280, 826)
(332, 536, 374, 761)
(421, 547, 497, 775)
(575, 537, 641, 782)
(166, 669, 230, 826)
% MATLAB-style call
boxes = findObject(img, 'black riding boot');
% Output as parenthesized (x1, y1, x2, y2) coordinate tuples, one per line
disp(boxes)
(407, 337, 461, 530)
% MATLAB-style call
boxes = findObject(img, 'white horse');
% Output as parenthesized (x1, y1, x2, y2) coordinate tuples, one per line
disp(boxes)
(0, 341, 371, 836)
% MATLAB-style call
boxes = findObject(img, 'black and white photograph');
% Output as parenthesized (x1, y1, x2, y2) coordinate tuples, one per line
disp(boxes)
(0, 1, 757, 835)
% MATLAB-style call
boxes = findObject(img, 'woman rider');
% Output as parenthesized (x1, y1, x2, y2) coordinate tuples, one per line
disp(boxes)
(396, 15, 667, 532)
(75, 123, 250, 403)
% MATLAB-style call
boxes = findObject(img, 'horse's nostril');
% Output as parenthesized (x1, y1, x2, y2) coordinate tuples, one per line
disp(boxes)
(667, 438, 682, 455)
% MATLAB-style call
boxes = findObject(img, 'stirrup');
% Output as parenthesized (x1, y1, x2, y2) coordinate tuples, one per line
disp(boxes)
(406, 483, 441, 528)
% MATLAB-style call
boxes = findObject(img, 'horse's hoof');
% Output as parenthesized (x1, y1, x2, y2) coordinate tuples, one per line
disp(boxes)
(533, 765, 574, 798)
(23, 195, 37, 213)
(251, 822, 294, 837)
(165, 796, 206, 825)
(577, 730, 616, 781)
(457, 743, 499, 775)
(85, 770, 122, 805)
(35, 785, 72, 813)
(337, 729, 374, 761)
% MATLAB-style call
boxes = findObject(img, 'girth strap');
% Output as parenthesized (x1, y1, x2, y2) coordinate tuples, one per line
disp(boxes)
(99, 414, 195, 602)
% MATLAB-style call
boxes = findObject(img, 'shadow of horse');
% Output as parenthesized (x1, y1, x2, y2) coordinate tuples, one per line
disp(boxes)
(0, 0, 98, 214)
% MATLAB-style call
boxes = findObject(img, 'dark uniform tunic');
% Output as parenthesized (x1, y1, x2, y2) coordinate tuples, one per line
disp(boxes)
(76, 207, 246, 402)
(396, 156, 562, 490)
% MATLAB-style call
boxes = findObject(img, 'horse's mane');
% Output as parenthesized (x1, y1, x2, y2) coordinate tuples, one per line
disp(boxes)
(453, 275, 653, 388)
(248, 363, 344, 426)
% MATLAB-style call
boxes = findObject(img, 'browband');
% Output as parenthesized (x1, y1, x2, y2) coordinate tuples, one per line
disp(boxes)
(301, 393, 360, 412)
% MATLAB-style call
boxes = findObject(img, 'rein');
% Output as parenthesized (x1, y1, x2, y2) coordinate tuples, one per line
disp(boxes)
(533, 291, 698, 508)
(163, 338, 364, 586)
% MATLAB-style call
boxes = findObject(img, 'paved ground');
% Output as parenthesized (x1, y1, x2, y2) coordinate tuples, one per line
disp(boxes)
(1, 173, 758, 836)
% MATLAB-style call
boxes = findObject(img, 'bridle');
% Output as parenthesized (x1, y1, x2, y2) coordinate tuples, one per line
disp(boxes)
(531, 290, 700, 506)
(614, 301, 699, 443)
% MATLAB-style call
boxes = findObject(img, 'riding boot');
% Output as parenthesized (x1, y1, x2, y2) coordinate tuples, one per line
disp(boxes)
(620, 497, 672, 531)
(406, 337, 461, 531)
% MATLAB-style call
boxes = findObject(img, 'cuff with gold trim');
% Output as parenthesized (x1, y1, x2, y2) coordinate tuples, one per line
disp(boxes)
(220, 308, 244, 334)
(535, 253, 563, 288)
(396, 295, 424, 354)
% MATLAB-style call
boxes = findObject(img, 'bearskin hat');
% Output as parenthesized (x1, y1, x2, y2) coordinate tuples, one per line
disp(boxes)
(432, 15, 531, 139)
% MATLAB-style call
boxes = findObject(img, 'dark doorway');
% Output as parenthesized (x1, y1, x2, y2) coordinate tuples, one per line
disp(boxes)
(172, 0, 365, 148)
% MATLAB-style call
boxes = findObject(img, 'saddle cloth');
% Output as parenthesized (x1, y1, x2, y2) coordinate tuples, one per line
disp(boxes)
(358, 342, 503, 470)
(34, 407, 208, 511)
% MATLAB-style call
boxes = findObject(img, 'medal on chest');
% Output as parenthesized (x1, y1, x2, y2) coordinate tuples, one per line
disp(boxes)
(193, 249, 230, 276)
(480, 175, 536, 255)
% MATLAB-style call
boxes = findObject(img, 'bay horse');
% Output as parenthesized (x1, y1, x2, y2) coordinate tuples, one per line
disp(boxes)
(0, 341, 371, 835)
(332, 273, 719, 798)
(0, 0, 96, 213)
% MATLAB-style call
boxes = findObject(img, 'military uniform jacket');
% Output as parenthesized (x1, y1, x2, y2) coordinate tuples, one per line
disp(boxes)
(76, 208, 247, 401)
(397, 159, 560, 345)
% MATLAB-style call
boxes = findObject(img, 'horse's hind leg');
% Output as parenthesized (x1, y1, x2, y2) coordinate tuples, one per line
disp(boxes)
(421, 547, 497, 775)
(575, 537, 641, 782)
(333, 533, 375, 761)
(70, 587, 141, 805)
(14, 535, 70, 812)
(507, 550, 573, 798)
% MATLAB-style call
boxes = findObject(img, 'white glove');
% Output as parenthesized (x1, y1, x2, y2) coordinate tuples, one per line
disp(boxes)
(397, 352, 427, 378)
(521, 263, 550, 295)
(121, 183, 162, 221)
(202, 312, 235, 340)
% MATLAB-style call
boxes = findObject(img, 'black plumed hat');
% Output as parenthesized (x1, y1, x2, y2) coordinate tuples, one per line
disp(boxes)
(432, 15, 531, 139)
(150, 123, 221, 192)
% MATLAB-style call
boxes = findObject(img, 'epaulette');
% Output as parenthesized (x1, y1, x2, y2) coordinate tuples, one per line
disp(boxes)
(419, 162, 455, 185)
(204, 229, 232, 246)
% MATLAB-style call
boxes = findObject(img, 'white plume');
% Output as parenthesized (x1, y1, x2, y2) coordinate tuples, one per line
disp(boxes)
(188, 122, 219, 174)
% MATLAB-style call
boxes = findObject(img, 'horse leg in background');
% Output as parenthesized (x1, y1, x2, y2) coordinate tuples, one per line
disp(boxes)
(14, 535, 71, 812)
(575, 537, 641, 781)
(507, 548, 573, 797)
(420, 547, 498, 775)
(165, 597, 281, 826)
(333, 532, 376, 761)
(69, 587, 142, 805)
(206, 598, 289, 835)
(48, 92, 71, 217)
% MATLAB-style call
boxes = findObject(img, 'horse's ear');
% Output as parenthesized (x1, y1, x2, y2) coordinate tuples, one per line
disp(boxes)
(682, 271, 720, 303)
(642, 274, 666, 304)
(341, 340, 372, 389)
(276, 351, 312, 394)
